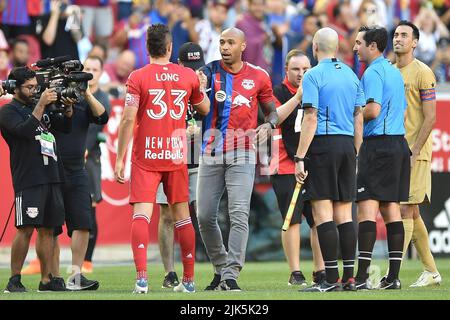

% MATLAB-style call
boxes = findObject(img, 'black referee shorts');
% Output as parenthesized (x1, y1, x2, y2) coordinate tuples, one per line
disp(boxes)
(357, 135, 410, 202)
(56, 171, 93, 237)
(303, 135, 356, 202)
(86, 156, 103, 203)
(271, 174, 314, 228)
(15, 184, 65, 229)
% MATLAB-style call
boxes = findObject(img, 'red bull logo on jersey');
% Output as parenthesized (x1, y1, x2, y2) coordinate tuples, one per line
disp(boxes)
(242, 79, 255, 90)
(232, 94, 251, 108)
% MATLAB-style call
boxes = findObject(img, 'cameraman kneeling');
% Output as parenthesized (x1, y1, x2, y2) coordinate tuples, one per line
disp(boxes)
(0, 67, 71, 292)
(52, 55, 108, 291)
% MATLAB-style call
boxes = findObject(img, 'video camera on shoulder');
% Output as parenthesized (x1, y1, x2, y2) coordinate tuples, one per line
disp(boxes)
(1, 79, 16, 94)
(32, 55, 93, 114)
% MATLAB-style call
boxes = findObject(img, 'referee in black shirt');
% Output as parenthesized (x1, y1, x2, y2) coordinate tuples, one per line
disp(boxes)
(0, 67, 70, 292)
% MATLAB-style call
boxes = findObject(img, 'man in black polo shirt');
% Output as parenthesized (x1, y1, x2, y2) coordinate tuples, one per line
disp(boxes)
(52, 55, 109, 291)
(0, 67, 69, 292)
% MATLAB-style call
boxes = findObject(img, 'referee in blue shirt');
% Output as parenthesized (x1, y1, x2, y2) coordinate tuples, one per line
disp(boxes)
(353, 26, 409, 290)
(295, 27, 365, 292)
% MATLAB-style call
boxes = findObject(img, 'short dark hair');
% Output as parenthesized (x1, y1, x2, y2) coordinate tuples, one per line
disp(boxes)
(10, 38, 29, 50)
(332, 3, 342, 19)
(8, 66, 35, 87)
(85, 55, 104, 69)
(285, 49, 307, 67)
(90, 42, 108, 58)
(396, 20, 420, 41)
(359, 26, 388, 52)
(146, 24, 172, 58)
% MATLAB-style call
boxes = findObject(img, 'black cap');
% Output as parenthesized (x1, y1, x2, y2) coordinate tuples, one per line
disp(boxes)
(178, 42, 205, 71)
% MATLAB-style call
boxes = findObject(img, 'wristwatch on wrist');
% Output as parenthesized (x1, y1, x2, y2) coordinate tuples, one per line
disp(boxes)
(294, 155, 306, 163)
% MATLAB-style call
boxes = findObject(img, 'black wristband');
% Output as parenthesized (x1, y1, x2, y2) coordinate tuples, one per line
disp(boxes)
(294, 155, 307, 163)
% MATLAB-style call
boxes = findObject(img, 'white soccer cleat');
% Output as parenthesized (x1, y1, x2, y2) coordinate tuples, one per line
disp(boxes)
(173, 281, 196, 293)
(410, 271, 441, 287)
(133, 278, 148, 294)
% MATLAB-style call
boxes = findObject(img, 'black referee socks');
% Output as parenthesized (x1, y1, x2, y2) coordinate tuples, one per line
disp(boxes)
(317, 221, 339, 283)
(338, 222, 357, 282)
(356, 220, 377, 282)
(386, 221, 405, 282)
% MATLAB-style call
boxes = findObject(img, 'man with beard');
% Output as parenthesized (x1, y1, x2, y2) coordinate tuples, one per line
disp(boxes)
(0, 67, 70, 292)
(393, 21, 441, 287)
(198, 27, 299, 291)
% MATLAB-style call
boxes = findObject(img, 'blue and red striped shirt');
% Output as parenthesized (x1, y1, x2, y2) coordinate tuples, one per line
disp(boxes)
(202, 60, 275, 154)
(2, 0, 30, 26)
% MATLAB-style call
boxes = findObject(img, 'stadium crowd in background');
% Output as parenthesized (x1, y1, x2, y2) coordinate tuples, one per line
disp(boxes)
(0, 0, 449, 93)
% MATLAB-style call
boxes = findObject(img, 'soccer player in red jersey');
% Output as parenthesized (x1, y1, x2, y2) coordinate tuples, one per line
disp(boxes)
(114, 24, 210, 294)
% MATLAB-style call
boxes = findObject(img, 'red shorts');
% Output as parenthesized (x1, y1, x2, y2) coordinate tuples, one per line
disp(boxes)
(130, 164, 189, 204)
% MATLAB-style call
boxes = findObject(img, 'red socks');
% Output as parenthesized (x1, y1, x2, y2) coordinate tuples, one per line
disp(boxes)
(131, 213, 150, 280)
(175, 217, 195, 283)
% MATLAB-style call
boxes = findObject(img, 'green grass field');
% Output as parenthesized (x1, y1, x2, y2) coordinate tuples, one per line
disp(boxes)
(0, 259, 449, 300)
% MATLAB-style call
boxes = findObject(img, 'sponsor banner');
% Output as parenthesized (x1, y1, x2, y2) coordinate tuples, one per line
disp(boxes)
(431, 99, 450, 172)
(421, 173, 450, 257)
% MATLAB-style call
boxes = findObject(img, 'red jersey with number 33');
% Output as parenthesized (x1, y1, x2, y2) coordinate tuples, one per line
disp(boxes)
(126, 63, 204, 171)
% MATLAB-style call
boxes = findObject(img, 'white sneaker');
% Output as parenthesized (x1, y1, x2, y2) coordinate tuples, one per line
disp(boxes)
(133, 278, 148, 294)
(173, 281, 195, 293)
(410, 271, 441, 287)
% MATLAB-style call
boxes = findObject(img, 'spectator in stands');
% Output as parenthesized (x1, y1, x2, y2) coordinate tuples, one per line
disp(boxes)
(1, 0, 41, 64)
(0, 0, 32, 39)
(328, 1, 356, 67)
(100, 49, 136, 98)
(351, 0, 388, 28)
(36, 0, 81, 60)
(237, 0, 273, 74)
(112, 7, 150, 69)
(168, 0, 199, 63)
(88, 43, 108, 63)
(432, 37, 450, 83)
(414, 6, 449, 66)
(0, 30, 8, 51)
(266, 0, 296, 85)
(356, 0, 383, 27)
(73, 0, 114, 47)
(117, 0, 134, 21)
(196, 0, 230, 64)
(148, 0, 172, 25)
(297, 14, 320, 66)
(0, 48, 11, 80)
(10, 38, 29, 67)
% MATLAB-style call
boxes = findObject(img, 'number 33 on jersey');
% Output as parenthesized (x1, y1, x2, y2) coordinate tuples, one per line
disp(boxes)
(125, 63, 205, 171)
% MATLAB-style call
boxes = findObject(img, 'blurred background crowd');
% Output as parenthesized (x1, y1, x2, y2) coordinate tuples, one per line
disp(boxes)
(0, 0, 449, 99)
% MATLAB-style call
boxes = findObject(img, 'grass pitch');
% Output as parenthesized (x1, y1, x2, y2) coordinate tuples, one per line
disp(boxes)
(0, 259, 449, 300)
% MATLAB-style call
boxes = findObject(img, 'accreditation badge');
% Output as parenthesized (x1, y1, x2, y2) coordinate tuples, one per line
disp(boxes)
(40, 132, 57, 160)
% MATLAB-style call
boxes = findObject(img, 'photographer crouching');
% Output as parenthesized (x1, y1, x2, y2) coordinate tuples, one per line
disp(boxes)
(0, 67, 71, 292)
(49, 55, 109, 291)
